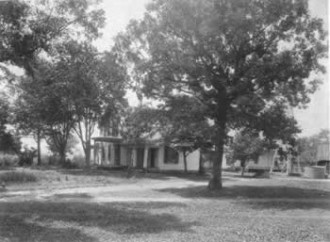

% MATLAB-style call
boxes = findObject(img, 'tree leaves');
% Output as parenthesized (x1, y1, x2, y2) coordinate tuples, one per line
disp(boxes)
(116, 0, 327, 187)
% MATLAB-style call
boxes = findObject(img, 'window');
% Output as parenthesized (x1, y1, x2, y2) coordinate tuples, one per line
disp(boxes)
(101, 146, 105, 161)
(164, 146, 179, 164)
(108, 144, 111, 161)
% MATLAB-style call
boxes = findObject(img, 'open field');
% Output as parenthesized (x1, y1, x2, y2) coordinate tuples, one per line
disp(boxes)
(0, 168, 330, 242)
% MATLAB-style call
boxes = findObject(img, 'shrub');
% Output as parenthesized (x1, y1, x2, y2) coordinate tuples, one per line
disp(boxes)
(0, 171, 37, 183)
(48, 155, 61, 166)
(62, 159, 79, 169)
(18, 149, 37, 166)
(0, 153, 19, 168)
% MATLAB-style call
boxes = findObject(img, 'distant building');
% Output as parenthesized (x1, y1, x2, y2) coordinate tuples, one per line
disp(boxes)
(316, 141, 330, 174)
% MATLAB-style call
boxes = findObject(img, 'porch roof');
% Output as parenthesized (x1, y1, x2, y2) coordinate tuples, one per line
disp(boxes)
(122, 138, 164, 147)
(92, 136, 123, 143)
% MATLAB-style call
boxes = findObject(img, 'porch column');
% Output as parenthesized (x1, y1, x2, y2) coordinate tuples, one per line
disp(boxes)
(93, 143, 98, 165)
(287, 154, 292, 174)
(110, 143, 115, 165)
(104, 143, 109, 165)
(132, 148, 137, 167)
(143, 146, 149, 169)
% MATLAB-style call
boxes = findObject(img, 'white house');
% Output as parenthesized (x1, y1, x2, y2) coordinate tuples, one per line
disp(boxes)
(91, 136, 202, 172)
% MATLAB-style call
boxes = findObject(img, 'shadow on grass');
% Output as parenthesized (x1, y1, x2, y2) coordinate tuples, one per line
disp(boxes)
(58, 168, 172, 181)
(0, 201, 196, 242)
(157, 185, 330, 210)
(58, 168, 215, 182)
(53, 193, 93, 200)
(0, 216, 95, 242)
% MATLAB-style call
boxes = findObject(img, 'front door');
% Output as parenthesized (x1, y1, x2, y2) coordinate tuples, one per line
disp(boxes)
(149, 148, 157, 168)
(115, 144, 121, 166)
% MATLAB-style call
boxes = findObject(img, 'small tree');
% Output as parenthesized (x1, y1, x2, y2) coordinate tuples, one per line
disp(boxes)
(13, 88, 47, 165)
(160, 95, 212, 172)
(47, 134, 78, 161)
(228, 131, 265, 176)
(0, 94, 21, 154)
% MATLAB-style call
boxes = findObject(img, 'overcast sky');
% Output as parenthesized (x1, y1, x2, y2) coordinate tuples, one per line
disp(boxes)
(96, 0, 329, 137)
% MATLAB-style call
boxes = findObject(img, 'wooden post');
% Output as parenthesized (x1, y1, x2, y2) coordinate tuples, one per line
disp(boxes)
(143, 146, 149, 169)
(270, 149, 278, 173)
(110, 143, 115, 166)
(132, 148, 137, 167)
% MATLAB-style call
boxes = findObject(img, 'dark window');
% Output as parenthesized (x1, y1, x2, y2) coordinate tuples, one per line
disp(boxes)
(101, 146, 105, 161)
(108, 144, 111, 160)
(164, 146, 179, 164)
(149, 148, 158, 168)
(115, 144, 121, 165)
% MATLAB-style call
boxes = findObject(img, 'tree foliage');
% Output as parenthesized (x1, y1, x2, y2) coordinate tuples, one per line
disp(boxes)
(121, 105, 162, 144)
(0, 96, 21, 154)
(160, 96, 212, 147)
(116, 0, 327, 189)
(0, 0, 105, 75)
(228, 131, 264, 164)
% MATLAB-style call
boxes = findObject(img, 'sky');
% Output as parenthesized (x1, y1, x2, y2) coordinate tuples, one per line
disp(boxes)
(93, 0, 329, 138)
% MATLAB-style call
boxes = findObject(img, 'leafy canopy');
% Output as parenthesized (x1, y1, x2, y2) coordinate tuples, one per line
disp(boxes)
(116, 0, 327, 133)
(115, 0, 327, 188)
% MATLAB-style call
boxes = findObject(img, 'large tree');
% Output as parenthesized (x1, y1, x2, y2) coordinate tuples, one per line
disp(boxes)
(116, 0, 327, 189)
(1, 0, 105, 164)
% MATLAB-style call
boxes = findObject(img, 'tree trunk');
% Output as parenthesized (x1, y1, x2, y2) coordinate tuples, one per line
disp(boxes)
(37, 129, 41, 166)
(208, 101, 227, 190)
(60, 152, 66, 165)
(84, 140, 91, 168)
(241, 160, 246, 177)
(59, 146, 66, 166)
(208, 138, 224, 190)
(199, 149, 204, 175)
(183, 151, 188, 173)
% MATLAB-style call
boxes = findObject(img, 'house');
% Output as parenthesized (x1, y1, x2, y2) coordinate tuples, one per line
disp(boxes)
(246, 145, 303, 174)
(90, 117, 231, 172)
(92, 135, 201, 172)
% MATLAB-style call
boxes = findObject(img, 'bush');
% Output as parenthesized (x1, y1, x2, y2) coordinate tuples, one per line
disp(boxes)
(62, 159, 79, 169)
(0, 153, 19, 168)
(0, 171, 37, 183)
(71, 155, 85, 167)
(48, 155, 61, 166)
(18, 149, 37, 166)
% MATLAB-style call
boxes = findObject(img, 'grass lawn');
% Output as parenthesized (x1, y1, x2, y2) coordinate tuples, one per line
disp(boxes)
(0, 168, 329, 242)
